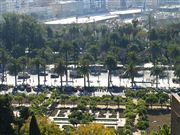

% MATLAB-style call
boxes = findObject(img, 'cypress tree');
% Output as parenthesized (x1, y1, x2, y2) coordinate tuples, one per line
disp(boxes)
(29, 114, 41, 135)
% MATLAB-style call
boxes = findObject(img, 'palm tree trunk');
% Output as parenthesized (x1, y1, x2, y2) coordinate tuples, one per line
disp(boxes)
(108, 70, 110, 88)
(87, 73, 90, 87)
(131, 77, 134, 88)
(156, 75, 158, 89)
(60, 75, 63, 88)
(23, 66, 25, 84)
(15, 73, 17, 86)
(84, 75, 86, 88)
(43, 65, 46, 85)
(37, 65, 40, 86)
(2, 64, 5, 84)
(65, 51, 68, 86)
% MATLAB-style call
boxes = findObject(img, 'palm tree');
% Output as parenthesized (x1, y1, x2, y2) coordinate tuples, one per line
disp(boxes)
(0, 48, 9, 84)
(8, 58, 21, 86)
(149, 41, 162, 66)
(125, 63, 137, 88)
(38, 47, 53, 85)
(31, 57, 42, 86)
(151, 66, 163, 89)
(18, 56, 28, 84)
(54, 58, 65, 88)
(79, 54, 92, 88)
(104, 55, 117, 88)
(61, 42, 72, 86)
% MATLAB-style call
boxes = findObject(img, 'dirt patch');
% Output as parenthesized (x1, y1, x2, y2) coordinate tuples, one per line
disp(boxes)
(146, 109, 171, 134)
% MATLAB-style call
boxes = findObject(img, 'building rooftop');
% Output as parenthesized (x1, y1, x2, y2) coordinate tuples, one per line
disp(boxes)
(45, 9, 142, 24)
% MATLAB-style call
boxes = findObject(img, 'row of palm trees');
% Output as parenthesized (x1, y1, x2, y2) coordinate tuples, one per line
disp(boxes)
(0, 46, 170, 89)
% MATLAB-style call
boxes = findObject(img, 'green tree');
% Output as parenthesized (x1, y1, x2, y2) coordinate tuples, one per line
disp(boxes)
(0, 48, 9, 84)
(20, 116, 62, 135)
(145, 93, 158, 109)
(151, 124, 170, 135)
(31, 57, 43, 86)
(38, 47, 53, 85)
(151, 66, 164, 89)
(68, 110, 94, 127)
(79, 54, 93, 87)
(61, 41, 72, 86)
(104, 55, 117, 87)
(0, 95, 15, 135)
(54, 58, 65, 87)
(29, 114, 41, 135)
(8, 58, 21, 86)
(18, 56, 28, 84)
(125, 63, 137, 88)
(71, 123, 116, 135)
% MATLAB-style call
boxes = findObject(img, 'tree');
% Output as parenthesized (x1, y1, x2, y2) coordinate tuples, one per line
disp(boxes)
(149, 41, 162, 66)
(0, 48, 9, 84)
(114, 96, 123, 110)
(38, 47, 53, 85)
(79, 54, 93, 88)
(0, 14, 47, 62)
(151, 66, 164, 89)
(31, 57, 43, 86)
(61, 41, 72, 86)
(8, 58, 21, 86)
(145, 93, 158, 109)
(158, 92, 169, 108)
(104, 55, 117, 87)
(29, 114, 41, 135)
(68, 110, 94, 127)
(89, 100, 97, 113)
(20, 116, 62, 135)
(103, 96, 111, 109)
(18, 56, 28, 84)
(0, 95, 15, 135)
(151, 124, 170, 135)
(71, 123, 116, 135)
(125, 63, 137, 88)
(54, 58, 65, 87)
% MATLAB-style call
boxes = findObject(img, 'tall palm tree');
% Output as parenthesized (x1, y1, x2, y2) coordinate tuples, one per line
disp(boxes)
(151, 66, 163, 89)
(125, 63, 137, 88)
(31, 57, 42, 86)
(79, 54, 93, 88)
(54, 58, 65, 88)
(38, 47, 53, 85)
(61, 42, 72, 86)
(149, 41, 162, 66)
(18, 56, 28, 84)
(0, 48, 9, 84)
(8, 58, 21, 86)
(104, 55, 117, 88)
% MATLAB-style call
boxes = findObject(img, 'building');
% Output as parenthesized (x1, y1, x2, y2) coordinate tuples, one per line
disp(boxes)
(171, 94, 180, 135)
(158, 0, 180, 5)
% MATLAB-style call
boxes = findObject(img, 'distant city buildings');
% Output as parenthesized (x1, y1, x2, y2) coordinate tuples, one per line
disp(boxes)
(0, 0, 179, 19)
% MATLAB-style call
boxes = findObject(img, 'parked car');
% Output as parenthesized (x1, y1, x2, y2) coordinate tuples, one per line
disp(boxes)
(26, 85, 32, 92)
(39, 71, 48, 76)
(18, 72, 30, 79)
(51, 73, 59, 78)
(70, 69, 83, 78)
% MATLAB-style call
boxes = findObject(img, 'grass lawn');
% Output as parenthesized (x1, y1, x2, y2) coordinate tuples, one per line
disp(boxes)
(146, 109, 171, 134)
